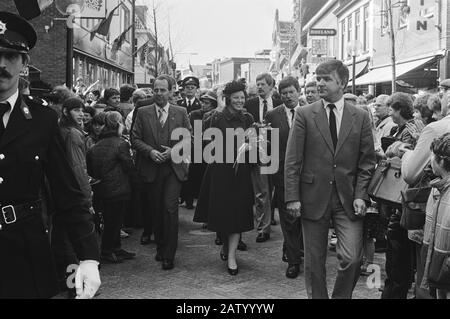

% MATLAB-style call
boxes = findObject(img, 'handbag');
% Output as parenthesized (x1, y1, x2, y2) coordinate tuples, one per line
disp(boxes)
(400, 171, 432, 230)
(381, 136, 398, 152)
(367, 157, 408, 207)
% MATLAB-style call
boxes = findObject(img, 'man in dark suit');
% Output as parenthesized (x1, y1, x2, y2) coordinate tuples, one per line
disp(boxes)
(0, 12, 100, 298)
(265, 76, 304, 279)
(244, 73, 282, 243)
(177, 76, 201, 115)
(285, 60, 376, 298)
(132, 75, 192, 270)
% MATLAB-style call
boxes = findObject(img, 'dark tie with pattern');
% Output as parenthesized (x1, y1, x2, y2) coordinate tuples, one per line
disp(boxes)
(290, 109, 295, 126)
(0, 102, 11, 139)
(158, 107, 165, 127)
(262, 99, 268, 121)
(328, 104, 337, 150)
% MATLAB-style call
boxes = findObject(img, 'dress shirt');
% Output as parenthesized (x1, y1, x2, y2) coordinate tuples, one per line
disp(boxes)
(259, 96, 273, 123)
(186, 97, 196, 107)
(284, 104, 299, 128)
(323, 97, 345, 135)
(1, 89, 19, 128)
(156, 103, 170, 125)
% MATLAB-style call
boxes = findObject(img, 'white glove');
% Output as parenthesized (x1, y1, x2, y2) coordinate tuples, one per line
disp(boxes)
(75, 260, 101, 299)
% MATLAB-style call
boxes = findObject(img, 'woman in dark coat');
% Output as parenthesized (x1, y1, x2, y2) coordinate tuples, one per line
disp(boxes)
(194, 81, 254, 275)
(87, 111, 135, 263)
(181, 91, 218, 208)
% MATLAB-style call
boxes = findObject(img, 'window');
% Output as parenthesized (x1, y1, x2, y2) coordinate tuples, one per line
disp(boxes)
(355, 11, 360, 42)
(341, 20, 346, 60)
(363, 5, 369, 51)
(347, 16, 352, 43)
(399, 0, 410, 29)
(381, 0, 389, 35)
(121, 6, 131, 42)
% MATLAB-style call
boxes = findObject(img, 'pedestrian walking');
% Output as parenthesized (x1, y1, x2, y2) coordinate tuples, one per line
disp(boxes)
(194, 80, 255, 276)
(284, 60, 376, 299)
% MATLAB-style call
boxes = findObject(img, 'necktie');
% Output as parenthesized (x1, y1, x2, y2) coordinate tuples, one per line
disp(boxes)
(158, 107, 165, 127)
(262, 99, 268, 121)
(290, 109, 295, 127)
(0, 102, 11, 139)
(188, 100, 192, 112)
(328, 104, 337, 150)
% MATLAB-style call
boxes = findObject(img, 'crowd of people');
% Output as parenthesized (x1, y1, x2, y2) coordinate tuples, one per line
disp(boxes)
(1, 12, 450, 300)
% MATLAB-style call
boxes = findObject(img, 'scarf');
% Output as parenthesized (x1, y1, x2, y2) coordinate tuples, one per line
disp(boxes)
(420, 175, 450, 289)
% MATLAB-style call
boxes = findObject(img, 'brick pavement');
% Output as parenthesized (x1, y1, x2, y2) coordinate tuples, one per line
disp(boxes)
(73, 205, 390, 299)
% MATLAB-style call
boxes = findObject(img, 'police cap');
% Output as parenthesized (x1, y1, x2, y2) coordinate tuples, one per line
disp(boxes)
(182, 76, 200, 88)
(0, 12, 37, 54)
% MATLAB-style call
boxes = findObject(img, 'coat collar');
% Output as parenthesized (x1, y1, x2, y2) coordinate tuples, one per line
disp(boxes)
(0, 95, 32, 149)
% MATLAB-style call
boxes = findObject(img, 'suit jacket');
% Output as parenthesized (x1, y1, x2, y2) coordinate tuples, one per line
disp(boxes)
(177, 97, 201, 114)
(131, 103, 192, 183)
(265, 104, 291, 187)
(284, 99, 376, 221)
(0, 95, 99, 298)
(244, 96, 282, 123)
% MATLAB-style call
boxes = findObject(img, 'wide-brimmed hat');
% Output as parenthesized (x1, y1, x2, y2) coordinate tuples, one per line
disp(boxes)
(200, 91, 217, 102)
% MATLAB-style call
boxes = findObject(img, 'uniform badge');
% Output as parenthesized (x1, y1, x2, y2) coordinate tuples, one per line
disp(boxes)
(23, 106, 30, 115)
(0, 20, 6, 35)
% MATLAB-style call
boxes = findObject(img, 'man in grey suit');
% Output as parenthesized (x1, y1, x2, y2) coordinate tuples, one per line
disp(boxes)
(265, 76, 304, 279)
(132, 75, 192, 270)
(284, 60, 376, 298)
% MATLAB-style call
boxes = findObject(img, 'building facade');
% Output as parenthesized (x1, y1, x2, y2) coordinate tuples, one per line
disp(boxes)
(211, 57, 251, 86)
(73, 0, 134, 91)
(299, 0, 450, 94)
(240, 58, 271, 84)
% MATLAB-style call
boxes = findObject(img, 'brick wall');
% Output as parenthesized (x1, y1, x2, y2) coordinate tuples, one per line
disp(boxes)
(0, 1, 67, 88)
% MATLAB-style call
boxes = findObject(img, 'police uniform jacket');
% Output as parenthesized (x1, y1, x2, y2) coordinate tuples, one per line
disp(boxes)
(177, 97, 201, 114)
(0, 95, 100, 298)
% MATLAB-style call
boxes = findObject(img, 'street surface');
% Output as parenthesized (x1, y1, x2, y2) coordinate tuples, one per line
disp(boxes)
(71, 205, 391, 299)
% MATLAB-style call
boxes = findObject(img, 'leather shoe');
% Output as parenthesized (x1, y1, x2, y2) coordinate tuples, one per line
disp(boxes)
(215, 236, 223, 245)
(285, 264, 300, 279)
(256, 233, 270, 243)
(101, 252, 124, 264)
(115, 249, 136, 260)
(220, 249, 228, 261)
(227, 266, 238, 276)
(140, 234, 152, 245)
(282, 250, 288, 263)
(162, 259, 174, 270)
(237, 240, 247, 251)
(155, 253, 163, 262)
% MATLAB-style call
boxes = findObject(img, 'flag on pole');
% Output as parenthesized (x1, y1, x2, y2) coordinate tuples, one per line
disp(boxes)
(90, 3, 121, 41)
(111, 25, 132, 57)
(14, 0, 54, 20)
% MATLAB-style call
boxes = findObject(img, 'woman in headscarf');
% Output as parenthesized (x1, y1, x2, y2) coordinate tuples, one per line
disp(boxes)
(194, 81, 254, 275)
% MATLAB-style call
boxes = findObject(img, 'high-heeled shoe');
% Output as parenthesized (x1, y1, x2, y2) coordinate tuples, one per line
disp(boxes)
(220, 249, 227, 261)
(227, 266, 238, 276)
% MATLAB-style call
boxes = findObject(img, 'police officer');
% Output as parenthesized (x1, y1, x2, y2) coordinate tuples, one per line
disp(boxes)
(0, 12, 100, 298)
(177, 76, 201, 114)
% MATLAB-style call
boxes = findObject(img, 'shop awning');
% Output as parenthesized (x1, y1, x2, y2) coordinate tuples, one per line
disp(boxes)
(354, 56, 435, 86)
(347, 60, 369, 82)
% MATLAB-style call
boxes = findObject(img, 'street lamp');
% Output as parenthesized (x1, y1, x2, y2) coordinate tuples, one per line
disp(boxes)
(347, 40, 362, 95)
